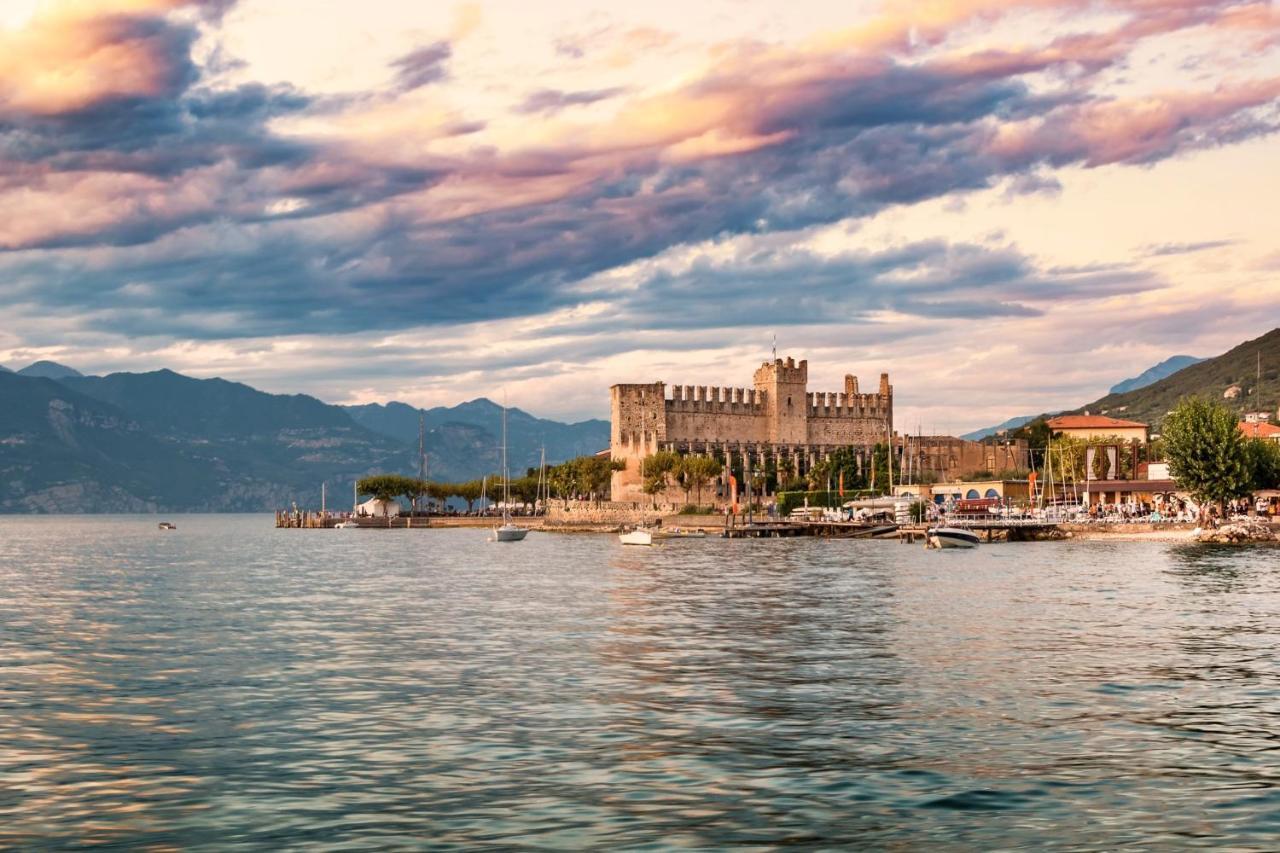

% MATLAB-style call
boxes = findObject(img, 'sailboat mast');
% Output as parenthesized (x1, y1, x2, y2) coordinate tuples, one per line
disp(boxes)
(502, 399, 509, 521)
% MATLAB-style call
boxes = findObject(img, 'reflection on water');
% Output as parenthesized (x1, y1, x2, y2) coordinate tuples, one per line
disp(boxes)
(2, 516, 1280, 847)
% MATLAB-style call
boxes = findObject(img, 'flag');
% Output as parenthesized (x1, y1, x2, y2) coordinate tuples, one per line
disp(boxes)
(838, 470, 844, 498)
(729, 474, 738, 514)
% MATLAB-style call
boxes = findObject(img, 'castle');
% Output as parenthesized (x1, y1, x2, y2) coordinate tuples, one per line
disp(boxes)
(609, 357, 893, 503)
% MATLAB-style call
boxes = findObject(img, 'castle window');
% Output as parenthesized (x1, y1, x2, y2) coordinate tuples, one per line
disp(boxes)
(787, 396, 792, 408)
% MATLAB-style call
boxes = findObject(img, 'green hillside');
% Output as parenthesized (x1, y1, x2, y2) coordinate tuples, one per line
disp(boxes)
(1078, 328, 1280, 429)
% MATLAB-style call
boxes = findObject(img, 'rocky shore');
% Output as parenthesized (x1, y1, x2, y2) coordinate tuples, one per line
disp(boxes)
(1195, 521, 1279, 544)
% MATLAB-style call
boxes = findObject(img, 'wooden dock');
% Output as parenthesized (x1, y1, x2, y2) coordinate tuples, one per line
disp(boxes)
(898, 517, 1063, 543)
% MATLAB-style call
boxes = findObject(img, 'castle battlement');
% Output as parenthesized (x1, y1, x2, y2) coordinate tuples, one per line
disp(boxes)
(666, 385, 764, 413)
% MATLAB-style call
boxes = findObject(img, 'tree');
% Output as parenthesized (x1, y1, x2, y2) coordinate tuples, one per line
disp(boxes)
(1010, 418, 1051, 451)
(1245, 438, 1280, 490)
(356, 474, 422, 516)
(1163, 396, 1252, 512)
(777, 455, 796, 485)
(509, 474, 541, 510)
(454, 479, 483, 513)
(424, 480, 453, 512)
(640, 451, 680, 508)
(1047, 435, 1087, 482)
(680, 455, 724, 506)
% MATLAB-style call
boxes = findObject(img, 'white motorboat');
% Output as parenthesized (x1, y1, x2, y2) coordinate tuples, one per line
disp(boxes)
(928, 526, 980, 549)
(619, 529, 654, 546)
(334, 519, 360, 529)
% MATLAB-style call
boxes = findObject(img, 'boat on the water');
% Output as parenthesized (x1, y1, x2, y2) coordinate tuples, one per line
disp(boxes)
(494, 522, 528, 542)
(158, 522, 176, 530)
(619, 529, 654, 546)
(928, 526, 980, 549)
(490, 399, 529, 542)
(334, 519, 359, 529)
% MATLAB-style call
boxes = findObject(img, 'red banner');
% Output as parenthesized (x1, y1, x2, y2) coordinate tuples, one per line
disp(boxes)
(729, 474, 738, 513)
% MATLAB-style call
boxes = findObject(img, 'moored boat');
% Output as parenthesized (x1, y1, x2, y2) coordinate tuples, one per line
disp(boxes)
(619, 529, 654, 546)
(494, 523, 529, 542)
(490, 399, 530, 543)
(158, 522, 176, 530)
(928, 526, 980, 549)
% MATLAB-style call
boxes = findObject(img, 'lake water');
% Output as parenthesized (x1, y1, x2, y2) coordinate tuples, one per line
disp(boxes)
(2, 516, 1279, 849)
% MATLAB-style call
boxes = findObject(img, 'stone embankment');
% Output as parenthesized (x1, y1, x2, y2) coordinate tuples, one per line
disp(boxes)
(545, 501, 726, 531)
(1195, 521, 1278, 544)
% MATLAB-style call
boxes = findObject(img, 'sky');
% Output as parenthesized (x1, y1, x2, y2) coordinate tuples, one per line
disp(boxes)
(0, 0, 1278, 433)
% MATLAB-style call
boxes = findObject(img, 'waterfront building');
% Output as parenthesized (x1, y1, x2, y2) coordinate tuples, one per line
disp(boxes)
(609, 356, 892, 503)
(893, 434, 1029, 483)
(1046, 414, 1150, 444)
(896, 479, 1033, 505)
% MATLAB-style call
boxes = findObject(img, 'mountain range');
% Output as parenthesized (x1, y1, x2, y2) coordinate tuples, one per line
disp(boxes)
(1107, 355, 1204, 395)
(1078, 328, 1279, 427)
(0, 363, 608, 513)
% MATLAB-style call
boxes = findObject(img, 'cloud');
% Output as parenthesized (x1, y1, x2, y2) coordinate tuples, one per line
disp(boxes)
(389, 41, 452, 92)
(1145, 239, 1236, 256)
(0, 0, 1277, 418)
(514, 87, 626, 115)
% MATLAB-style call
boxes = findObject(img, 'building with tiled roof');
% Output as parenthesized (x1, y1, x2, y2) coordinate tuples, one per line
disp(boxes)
(1238, 421, 1280, 442)
(1046, 414, 1150, 444)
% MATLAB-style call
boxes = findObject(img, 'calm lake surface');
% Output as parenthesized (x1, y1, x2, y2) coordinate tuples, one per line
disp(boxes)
(3, 516, 1280, 849)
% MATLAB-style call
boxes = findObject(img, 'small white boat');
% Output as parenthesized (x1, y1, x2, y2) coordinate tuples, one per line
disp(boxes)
(334, 519, 360, 529)
(158, 522, 176, 530)
(928, 526, 980, 549)
(493, 523, 529, 542)
(619, 529, 654, 546)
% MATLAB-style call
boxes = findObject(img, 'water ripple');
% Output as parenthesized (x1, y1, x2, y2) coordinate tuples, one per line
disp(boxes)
(2, 516, 1279, 847)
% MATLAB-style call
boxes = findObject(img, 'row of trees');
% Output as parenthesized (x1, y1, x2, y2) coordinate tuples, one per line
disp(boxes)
(636, 444, 921, 507)
(355, 454, 625, 515)
(639, 451, 725, 507)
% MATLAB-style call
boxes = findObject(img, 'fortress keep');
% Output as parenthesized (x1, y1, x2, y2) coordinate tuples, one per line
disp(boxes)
(610, 357, 893, 503)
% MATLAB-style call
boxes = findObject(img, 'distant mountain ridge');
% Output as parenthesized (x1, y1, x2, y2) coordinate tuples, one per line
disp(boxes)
(961, 415, 1043, 441)
(1108, 355, 1203, 395)
(0, 367, 609, 513)
(344, 398, 609, 478)
(1076, 328, 1280, 428)
(0, 360, 85, 378)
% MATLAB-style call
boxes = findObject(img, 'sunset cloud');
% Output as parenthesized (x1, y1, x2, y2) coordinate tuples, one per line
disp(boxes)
(0, 0, 1278, 429)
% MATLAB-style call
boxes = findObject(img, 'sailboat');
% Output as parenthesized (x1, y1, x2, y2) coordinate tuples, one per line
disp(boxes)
(492, 400, 529, 542)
